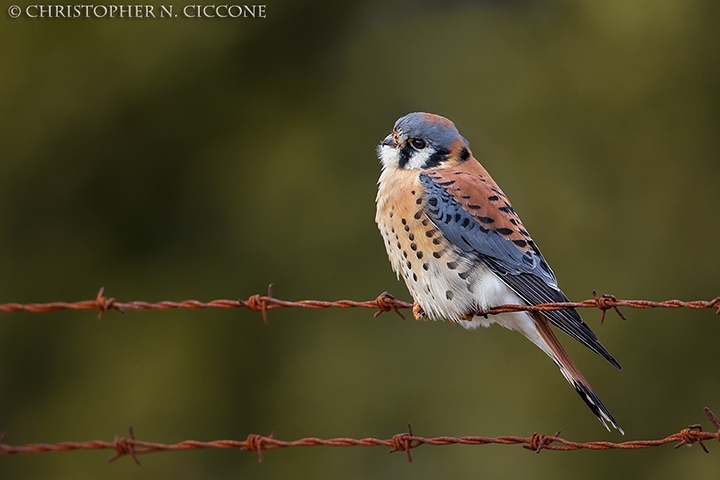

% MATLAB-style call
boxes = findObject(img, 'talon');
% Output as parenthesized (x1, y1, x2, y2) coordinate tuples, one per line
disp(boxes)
(412, 302, 427, 321)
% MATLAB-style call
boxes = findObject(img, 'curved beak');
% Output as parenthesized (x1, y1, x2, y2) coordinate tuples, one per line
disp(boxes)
(381, 133, 397, 148)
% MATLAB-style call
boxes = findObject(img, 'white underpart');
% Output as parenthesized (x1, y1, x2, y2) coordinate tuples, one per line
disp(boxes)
(418, 260, 549, 357)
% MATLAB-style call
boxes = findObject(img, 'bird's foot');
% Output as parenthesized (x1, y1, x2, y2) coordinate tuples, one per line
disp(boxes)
(412, 302, 428, 321)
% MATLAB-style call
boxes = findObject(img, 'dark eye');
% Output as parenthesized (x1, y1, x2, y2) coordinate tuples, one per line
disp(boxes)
(409, 138, 426, 150)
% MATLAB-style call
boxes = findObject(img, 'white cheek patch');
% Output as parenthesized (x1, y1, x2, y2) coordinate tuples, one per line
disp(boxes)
(378, 144, 399, 170)
(405, 148, 432, 170)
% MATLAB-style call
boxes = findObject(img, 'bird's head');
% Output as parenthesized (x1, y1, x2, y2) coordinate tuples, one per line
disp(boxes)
(377, 112, 471, 171)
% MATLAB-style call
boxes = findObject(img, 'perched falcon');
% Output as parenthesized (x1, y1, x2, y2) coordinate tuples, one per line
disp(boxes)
(375, 112, 622, 432)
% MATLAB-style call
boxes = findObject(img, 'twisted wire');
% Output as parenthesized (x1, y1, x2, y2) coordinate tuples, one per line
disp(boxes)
(1, 408, 718, 464)
(1, 287, 718, 322)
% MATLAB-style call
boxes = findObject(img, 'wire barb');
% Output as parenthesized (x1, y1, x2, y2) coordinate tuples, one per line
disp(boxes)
(592, 290, 627, 324)
(527, 430, 561, 453)
(108, 426, 140, 465)
(705, 407, 720, 450)
(711, 296, 720, 315)
(242, 284, 274, 324)
(243, 432, 273, 462)
(95, 287, 125, 319)
(388, 424, 417, 463)
(674, 424, 708, 453)
(373, 291, 406, 320)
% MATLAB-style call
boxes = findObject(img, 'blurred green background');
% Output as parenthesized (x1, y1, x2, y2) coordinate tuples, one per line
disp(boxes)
(1, 0, 719, 478)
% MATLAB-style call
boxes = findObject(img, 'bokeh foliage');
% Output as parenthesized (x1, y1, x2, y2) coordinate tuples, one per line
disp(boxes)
(1, 0, 719, 478)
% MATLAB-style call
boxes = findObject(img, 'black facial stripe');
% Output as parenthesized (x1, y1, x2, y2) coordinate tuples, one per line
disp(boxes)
(398, 145, 411, 168)
(423, 147, 450, 168)
(459, 148, 470, 162)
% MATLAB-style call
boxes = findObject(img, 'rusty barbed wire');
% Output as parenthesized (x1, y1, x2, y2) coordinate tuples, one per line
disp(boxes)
(0, 408, 718, 464)
(0, 286, 718, 323)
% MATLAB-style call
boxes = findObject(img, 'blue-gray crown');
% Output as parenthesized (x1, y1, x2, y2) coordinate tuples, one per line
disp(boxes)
(394, 112, 469, 151)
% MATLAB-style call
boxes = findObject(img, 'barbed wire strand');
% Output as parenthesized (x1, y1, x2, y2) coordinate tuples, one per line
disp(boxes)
(0, 286, 719, 323)
(0, 408, 718, 464)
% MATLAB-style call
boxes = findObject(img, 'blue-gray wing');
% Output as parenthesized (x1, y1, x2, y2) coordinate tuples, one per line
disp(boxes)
(419, 171, 620, 370)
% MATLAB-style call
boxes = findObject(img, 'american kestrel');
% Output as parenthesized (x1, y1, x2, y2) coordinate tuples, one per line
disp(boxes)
(375, 112, 622, 432)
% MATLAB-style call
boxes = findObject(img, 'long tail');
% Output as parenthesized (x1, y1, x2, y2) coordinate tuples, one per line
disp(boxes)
(531, 312, 623, 434)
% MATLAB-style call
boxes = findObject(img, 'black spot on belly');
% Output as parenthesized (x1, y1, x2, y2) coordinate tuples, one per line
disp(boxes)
(478, 216, 495, 224)
(458, 270, 471, 280)
(416, 198, 422, 205)
(408, 233, 415, 241)
(426, 229, 437, 237)
(413, 273, 417, 282)
(396, 242, 401, 249)
(403, 250, 408, 258)
(411, 190, 416, 195)
(468, 204, 481, 210)
(447, 261, 458, 270)
(432, 237, 442, 245)
(433, 251, 443, 259)
(414, 210, 423, 220)
(401, 218, 407, 225)
(421, 219, 429, 226)
(422, 263, 429, 270)
(416, 251, 423, 259)
(404, 225, 410, 232)
(406, 261, 412, 269)
(410, 243, 417, 251)
(488, 195, 499, 201)
(496, 228, 513, 236)
(391, 227, 395, 233)
(389, 211, 394, 218)
(445, 290, 454, 300)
